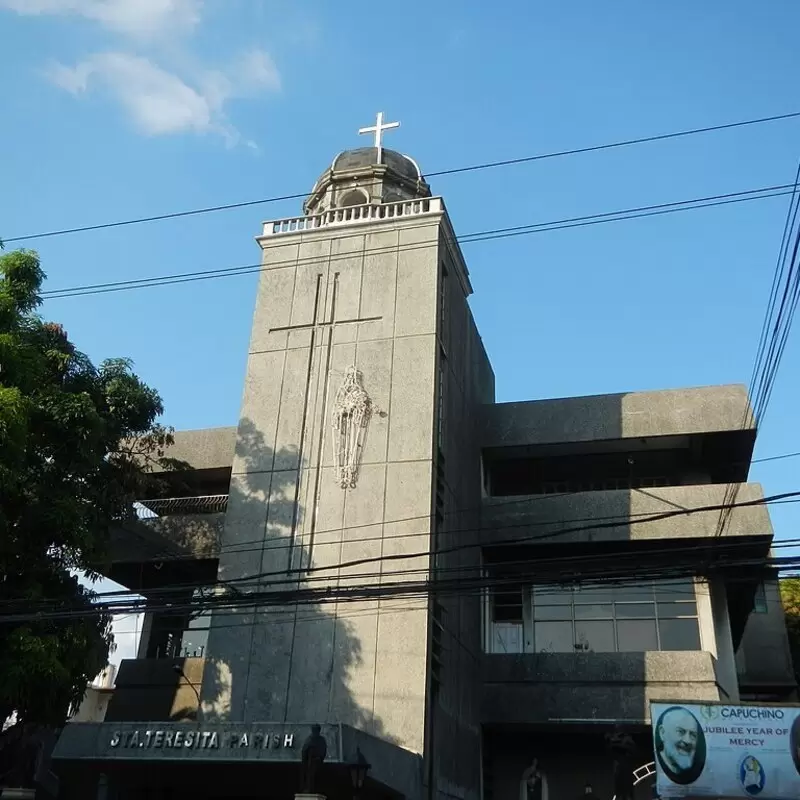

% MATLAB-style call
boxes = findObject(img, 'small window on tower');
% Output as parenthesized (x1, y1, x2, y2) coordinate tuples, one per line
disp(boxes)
(339, 189, 368, 207)
(754, 581, 768, 613)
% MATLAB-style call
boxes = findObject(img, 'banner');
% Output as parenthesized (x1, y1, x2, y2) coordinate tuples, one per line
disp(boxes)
(650, 702, 800, 799)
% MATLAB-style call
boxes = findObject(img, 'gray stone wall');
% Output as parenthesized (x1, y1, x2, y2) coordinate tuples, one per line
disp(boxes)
(480, 482, 773, 546)
(201, 209, 446, 768)
(482, 384, 753, 448)
(425, 231, 494, 800)
(481, 652, 721, 725)
(736, 577, 796, 691)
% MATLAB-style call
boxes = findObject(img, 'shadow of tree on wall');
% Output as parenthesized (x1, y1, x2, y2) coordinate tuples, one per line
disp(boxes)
(200, 417, 397, 745)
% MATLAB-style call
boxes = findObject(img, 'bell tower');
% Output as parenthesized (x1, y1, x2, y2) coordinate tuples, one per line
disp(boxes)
(202, 113, 492, 800)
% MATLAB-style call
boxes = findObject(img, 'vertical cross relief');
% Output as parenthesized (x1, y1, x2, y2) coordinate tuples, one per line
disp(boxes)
(268, 272, 382, 570)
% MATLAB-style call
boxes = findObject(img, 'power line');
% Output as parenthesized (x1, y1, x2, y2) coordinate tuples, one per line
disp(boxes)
(41, 182, 797, 301)
(4, 547, 797, 626)
(753, 450, 800, 464)
(715, 158, 800, 538)
(6, 109, 800, 246)
(4, 491, 797, 621)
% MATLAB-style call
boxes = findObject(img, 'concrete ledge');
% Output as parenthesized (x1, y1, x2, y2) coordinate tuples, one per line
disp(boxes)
(482, 651, 717, 684)
(151, 428, 236, 473)
(480, 482, 773, 545)
(482, 652, 721, 724)
(482, 384, 753, 448)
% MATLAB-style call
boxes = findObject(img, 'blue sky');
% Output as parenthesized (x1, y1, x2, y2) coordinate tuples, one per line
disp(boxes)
(2, 1, 800, 662)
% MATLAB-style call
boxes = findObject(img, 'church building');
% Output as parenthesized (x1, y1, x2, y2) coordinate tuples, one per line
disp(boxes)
(51, 116, 796, 800)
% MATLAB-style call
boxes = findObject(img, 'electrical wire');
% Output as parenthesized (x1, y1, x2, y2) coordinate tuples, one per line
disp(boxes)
(3, 491, 798, 623)
(6, 109, 800, 245)
(41, 183, 797, 300)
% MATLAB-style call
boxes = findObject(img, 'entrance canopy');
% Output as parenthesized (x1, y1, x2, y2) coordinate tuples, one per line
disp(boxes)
(53, 721, 420, 800)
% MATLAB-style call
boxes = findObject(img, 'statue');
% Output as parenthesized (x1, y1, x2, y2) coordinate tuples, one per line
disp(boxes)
(606, 726, 636, 800)
(332, 366, 372, 489)
(521, 758, 544, 800)
(299, 724, 327, 795)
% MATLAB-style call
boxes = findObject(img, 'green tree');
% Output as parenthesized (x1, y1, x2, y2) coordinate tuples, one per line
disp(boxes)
(779, 578, 800, 685)
(0, 249, 173, 727)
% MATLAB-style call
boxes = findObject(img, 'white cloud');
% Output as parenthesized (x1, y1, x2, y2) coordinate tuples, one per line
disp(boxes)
(4, 0, 283, 147)
(0, 0, 201, 38)
(47, 49, 280, 144)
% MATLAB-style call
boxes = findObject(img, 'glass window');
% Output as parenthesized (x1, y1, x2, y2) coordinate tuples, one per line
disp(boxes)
(574, 585, 614, 603)
(753, 582, 768, 613)
(575, 620, 615, 652)
(617, 619, 658, 652)
(616, 602, 656, 619)
(533, 586, 572, 604)
(493, 589, 523, 622)
(574, 603, 614, 620)
(657, 601, 698, 618)
(659, 618, 701, 650)
(486, 580, 701, 655)
(534, 621, 574, 653)
(655, 579, 695, 601)
(532, 586, 572, 620)
(491, 623, 524, 653)
(614, 583, 654, 601)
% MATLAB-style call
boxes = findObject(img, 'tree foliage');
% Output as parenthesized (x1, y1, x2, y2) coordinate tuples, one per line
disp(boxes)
(0, 249, 173, 726)
(779, 578, 800, 685)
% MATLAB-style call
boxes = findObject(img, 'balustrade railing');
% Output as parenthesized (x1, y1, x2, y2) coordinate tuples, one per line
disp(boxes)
(263, 196, 441, 237)
(135, 494, 228, 518)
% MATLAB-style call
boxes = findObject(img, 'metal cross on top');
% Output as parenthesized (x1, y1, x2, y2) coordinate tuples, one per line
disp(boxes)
(358, 111, 400, 163)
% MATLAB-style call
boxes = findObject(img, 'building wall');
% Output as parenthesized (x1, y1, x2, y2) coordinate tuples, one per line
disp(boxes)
(427, 230, 494, 800)
(70, 687, 112, 723)
(480, 482, 772, 546)
(201, 208, 446, 759)
(736, 577, 797, 696)
(482, 385, 754, 447)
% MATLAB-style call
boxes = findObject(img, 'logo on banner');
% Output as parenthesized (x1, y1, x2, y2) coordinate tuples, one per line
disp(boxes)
(739, 756, 766, 796)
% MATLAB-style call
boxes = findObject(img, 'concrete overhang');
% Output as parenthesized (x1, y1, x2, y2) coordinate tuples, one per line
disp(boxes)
(481, 651, 722, 726)
(481, 384, 756, 463)
(53, 721, 421, 800)
(148, 427, 237, 474)
(480, 482, 773, 548)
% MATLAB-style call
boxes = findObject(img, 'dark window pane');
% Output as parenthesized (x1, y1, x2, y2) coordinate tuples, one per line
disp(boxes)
(659, 618, 701, 651)
(575, 603, 614, 620)
(575, 621, 615, 653)
(574, 585, 614, 603)
(533, 586, 572, 604)
(614, 583, 654, 601)
(616, 602, 656, 619)
(617, 620, 658, 652)
(534, 604, 572, 621)
(493, 589, 523, 622)
(534, 621, 574, 653)
(655, 579, 695, 601)
(657, 601, 697, 618)
(533, 586, 571, 620)
(754, 582, 768, 613)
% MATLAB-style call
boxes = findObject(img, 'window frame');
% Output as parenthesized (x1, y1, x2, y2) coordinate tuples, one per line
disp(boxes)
(485, 579, 701, 654)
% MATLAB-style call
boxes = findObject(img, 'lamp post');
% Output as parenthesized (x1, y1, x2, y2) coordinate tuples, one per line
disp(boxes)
(349, 749, 371, 800)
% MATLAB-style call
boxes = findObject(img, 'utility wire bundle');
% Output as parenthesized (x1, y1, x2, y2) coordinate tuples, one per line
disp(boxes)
(2, 490, 799, 627)
(715, 160, 800, 537)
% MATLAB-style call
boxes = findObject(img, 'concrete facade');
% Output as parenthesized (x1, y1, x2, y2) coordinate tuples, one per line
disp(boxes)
(51, 142, 796, 800)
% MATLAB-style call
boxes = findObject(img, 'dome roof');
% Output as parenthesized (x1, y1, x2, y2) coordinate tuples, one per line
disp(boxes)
(329, 147, 422, 182)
